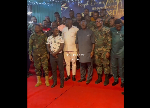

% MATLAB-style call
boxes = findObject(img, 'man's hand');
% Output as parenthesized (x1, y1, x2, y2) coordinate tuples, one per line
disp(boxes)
(29, 55, 33, 62)
(90, 51, 94, 58)
(52, 52, 57, 58)
(106, 52, 110, 59)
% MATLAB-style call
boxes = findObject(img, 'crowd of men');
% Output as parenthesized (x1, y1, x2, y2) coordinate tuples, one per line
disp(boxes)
(27, 8, 124, 93)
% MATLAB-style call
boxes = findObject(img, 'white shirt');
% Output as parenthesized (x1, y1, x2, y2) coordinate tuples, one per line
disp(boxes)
(46, 35, 64, 53)
(62, 26, 79, 51)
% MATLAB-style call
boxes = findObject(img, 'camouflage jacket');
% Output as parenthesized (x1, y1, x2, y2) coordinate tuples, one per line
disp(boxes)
(87, 21, 96, 30)
(92, 26, 112, 53)
(28, 33, 48, 55)
(100, 16, 111, 27)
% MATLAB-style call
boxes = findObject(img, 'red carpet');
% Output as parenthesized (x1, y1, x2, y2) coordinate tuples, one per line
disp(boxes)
(27, 62, 124, 108)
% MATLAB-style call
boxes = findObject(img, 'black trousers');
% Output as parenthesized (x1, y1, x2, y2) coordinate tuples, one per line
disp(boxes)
(50, 53, 64, 85)
(80, 62, 93, 81)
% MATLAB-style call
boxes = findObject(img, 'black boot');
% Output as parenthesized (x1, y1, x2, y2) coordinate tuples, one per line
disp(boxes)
(108, 74, 113, 79)
(95, 74, 102, 84)
(51, 83, 57, 88)
(104, 74, 109, 86)
(78, 78, 86, 82)
(112, 81, 119, 86)
(60, 78, 64, 88)
(72, 75, 76, 81)
(65, 75, 70, 81)
(86, 79, 92, 84)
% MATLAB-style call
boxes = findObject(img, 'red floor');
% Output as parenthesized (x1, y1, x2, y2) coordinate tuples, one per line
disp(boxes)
(27, 62, 124, 108)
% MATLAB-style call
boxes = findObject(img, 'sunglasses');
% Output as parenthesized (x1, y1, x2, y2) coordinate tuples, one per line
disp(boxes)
(96, 20, 103, 23)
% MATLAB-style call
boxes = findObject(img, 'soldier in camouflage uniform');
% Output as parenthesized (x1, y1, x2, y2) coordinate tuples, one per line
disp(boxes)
(87, 11, 99, 30)
(28, 16, 37, 34)
(29, 24, 50, 87)
(91, 18, 112, 86)
(99, 9, 111, 27)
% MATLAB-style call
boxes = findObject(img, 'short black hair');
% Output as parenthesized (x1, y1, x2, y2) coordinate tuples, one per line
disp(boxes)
(93, 11, 99, 15)
(54, 12, 59, 14)
(43, 20, 46, 22)
(114, 19, 122, 24)
(84, 8, 89, 11)
(76, 13, 82, 16)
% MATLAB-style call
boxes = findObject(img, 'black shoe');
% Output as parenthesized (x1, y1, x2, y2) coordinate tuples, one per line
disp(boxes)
(121, 83, 124, 88)
(112, 81, 119, 86)
(108, 74, 113, 79)
(78, 78, 86, 82)
(122, 92, 124, 95)
(95, 74, 102, 84)
(65, 76, 70, 81)
(51, 83, 57, 88)
(86, 79, 92, 84)
(104, 74, 109, 86)
(76, 67, 80, 70)
(72, 75, 76, 81)
(60, 85, 64, 88)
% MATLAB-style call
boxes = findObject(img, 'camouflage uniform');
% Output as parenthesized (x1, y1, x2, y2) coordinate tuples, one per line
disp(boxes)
(100, 16, 111, 27)
(92, 26, 111, 75)
(87, 21, 96, 30)
(28, 33, 49, 76)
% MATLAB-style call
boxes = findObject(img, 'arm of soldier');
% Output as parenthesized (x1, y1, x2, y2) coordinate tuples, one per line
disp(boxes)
(106, 29, 112, 52)
(28, 35, 34, 61)
(28, 35, 33, 55)
(105, 29, 112, 58)
(105, 16, 111, 24)
(53, 37, 64, 55)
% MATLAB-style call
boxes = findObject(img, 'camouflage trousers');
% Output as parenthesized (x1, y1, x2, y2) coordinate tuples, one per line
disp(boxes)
(33, 53, 49, 76)
(94, 50, 110, 75)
